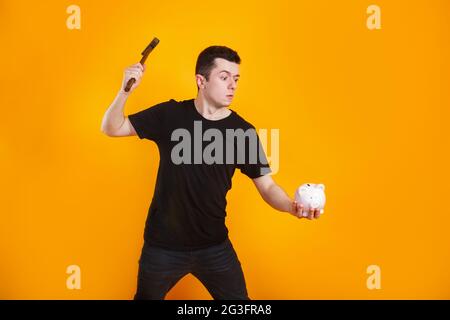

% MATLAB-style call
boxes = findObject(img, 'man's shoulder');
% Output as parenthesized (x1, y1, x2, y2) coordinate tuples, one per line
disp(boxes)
(149, 98, 187, 113)
(157, 98, 181, 108)
(229, 109, 256, 130)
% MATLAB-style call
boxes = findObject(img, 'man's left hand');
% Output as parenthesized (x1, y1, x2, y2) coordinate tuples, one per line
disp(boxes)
(289, 201, 322, 220)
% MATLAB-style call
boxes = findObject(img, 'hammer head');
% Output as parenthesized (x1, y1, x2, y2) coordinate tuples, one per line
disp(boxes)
(141, 37, 160, 56)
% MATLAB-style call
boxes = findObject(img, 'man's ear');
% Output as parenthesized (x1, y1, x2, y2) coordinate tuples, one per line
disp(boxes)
(196, 74, 206, 89)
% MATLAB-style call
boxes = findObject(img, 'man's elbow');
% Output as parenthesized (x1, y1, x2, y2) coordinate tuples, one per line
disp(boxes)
(101, 127, 115, 137)
(101, 127, 109, 136)
(256, 183, 274, 202)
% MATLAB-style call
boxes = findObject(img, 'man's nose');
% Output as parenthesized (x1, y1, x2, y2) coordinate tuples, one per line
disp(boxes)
(228, 79, 237, 90)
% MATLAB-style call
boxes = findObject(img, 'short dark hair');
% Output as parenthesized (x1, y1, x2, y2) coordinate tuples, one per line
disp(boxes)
(195, 46, 241, 82)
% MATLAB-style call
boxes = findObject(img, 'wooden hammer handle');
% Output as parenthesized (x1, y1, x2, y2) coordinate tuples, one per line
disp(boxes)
(124, 37, 159, 92)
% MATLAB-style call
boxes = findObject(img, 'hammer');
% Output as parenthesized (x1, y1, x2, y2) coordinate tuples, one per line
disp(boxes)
(124, 37, 160, 92)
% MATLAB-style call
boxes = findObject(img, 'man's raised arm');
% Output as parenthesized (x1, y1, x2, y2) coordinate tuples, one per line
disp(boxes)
(101, 63, 145, 137)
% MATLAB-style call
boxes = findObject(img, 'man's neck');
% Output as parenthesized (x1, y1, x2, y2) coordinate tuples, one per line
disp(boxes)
(194, 95, 231, 120)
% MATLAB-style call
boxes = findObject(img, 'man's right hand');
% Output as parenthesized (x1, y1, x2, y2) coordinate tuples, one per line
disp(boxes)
(121, 63, 146, 94)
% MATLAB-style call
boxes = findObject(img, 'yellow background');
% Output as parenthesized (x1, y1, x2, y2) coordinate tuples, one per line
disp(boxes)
(1, 0, 449, 299)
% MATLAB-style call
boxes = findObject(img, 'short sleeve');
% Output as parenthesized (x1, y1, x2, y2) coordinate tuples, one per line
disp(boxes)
(236, 126, 272, 179)
(128, 99, 173, 141)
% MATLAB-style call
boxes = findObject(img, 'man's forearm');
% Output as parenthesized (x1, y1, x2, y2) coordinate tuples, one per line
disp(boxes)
(101, 90, 130, 134)
(260, 183, 293, 213)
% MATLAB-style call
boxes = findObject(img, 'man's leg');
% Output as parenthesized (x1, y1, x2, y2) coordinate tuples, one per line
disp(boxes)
(134, 242, 190, 300)
(191, 239, 250, 300)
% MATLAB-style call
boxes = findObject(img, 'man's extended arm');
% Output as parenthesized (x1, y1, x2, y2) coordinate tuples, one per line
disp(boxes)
(252, 175, 321, 220)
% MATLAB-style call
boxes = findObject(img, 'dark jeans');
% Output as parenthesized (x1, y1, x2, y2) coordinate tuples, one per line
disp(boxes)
(134, 238, 250, 300)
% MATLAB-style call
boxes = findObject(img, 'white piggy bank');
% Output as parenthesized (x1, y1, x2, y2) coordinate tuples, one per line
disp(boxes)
(295, 183, 326, 217)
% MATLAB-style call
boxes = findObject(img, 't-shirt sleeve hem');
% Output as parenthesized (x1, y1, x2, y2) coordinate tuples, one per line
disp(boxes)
(127, 114, 146, 139)
(242, 166, 272, 179)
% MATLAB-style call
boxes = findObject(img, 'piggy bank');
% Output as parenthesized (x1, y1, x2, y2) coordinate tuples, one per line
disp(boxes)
(295, 183, 326, 217)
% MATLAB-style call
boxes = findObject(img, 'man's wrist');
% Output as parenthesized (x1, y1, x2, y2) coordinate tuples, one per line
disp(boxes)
(284, 199, 294, 214)
(118, 89, 130, 98)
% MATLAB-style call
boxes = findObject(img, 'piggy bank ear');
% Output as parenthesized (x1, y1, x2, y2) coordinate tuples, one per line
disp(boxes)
(299, 186, 308, 192)
(317, 184, 325, 190)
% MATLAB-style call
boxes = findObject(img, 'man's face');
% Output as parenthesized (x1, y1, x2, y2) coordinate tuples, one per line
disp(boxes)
(197, 58, 240, 107)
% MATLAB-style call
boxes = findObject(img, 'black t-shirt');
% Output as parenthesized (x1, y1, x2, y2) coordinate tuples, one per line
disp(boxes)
(128, 98, 271, 250)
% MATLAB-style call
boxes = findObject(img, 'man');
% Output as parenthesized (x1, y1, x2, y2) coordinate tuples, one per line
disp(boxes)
(101, 46, 322, 300)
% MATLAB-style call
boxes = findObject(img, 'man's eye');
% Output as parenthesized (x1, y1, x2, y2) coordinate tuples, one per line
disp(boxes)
(221, 77, 228, 81)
